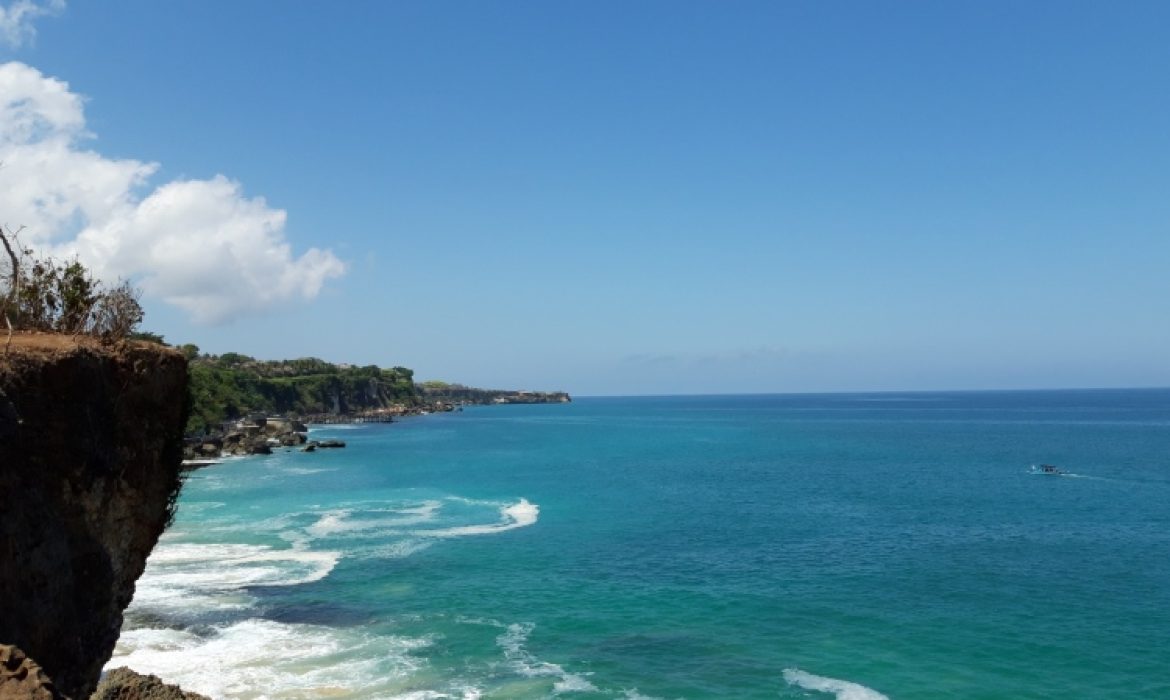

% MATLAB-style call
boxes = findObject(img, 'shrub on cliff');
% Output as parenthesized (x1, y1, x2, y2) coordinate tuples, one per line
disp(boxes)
(1, 225, 143, 343)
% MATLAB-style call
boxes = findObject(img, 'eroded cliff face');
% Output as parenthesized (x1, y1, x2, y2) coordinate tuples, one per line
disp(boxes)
(0, 334, 188, 700)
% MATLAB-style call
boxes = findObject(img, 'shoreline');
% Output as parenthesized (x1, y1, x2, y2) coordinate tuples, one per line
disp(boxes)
(182, 394, 571, 461)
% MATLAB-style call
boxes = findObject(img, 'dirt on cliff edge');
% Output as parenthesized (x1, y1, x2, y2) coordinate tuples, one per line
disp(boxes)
(0, 333, 189, 700)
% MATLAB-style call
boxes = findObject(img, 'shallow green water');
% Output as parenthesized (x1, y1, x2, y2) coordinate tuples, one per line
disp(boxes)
(110, 390, 1170, 699)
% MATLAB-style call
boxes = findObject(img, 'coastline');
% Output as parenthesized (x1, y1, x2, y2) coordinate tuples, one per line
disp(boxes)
(182, 391, 571, 461)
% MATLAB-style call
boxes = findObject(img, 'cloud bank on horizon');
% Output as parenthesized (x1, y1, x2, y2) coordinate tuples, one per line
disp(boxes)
(0, 59, 346, 324)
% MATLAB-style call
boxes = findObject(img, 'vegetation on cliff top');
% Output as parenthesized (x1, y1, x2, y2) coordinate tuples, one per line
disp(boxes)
(1, 226, 145, 344)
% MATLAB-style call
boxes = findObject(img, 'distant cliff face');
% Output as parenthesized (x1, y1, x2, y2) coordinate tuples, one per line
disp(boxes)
(420, 385, 571, 405)
(0, 335, 188, 700)
(186, 357, 418, 433)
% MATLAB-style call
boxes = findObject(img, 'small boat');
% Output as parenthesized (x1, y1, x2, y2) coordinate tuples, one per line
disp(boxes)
(1032, 463, 1064, 476)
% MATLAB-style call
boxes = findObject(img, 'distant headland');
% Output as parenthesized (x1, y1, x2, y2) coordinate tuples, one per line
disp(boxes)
(181, 349, 569, 458)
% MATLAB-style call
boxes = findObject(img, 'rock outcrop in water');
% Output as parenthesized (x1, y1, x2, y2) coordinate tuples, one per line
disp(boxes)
(0, 334, 188, 700)
(91, 668, 209, 700)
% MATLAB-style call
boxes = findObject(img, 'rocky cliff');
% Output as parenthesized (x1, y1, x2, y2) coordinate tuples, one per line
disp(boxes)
(0, 334, 188, 700)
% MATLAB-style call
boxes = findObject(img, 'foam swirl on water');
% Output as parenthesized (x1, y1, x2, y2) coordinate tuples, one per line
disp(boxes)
(306, 500, 443, 538)
(783, 668, 890, 700)
(497, 622, 598, 694)
(418, 498, 539, 538)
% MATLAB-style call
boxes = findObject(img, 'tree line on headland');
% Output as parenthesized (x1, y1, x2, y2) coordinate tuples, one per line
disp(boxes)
(177, 348, 570, 435)
(182, 350, 570, 436)
(182, 349, 419, 434)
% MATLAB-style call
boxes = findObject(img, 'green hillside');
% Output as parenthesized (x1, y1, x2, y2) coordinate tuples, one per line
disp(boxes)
(186, 351, 418, 434)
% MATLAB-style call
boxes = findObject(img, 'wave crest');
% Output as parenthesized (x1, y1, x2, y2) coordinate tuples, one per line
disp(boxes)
(782, 668, 889, 700)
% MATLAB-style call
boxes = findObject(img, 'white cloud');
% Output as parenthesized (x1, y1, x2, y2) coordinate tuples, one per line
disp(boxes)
(0, 61, 346, 324)
(0, 0, 63, 48)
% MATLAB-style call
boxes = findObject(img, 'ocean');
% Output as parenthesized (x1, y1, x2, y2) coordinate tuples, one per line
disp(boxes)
(108, 390, 1170, 699)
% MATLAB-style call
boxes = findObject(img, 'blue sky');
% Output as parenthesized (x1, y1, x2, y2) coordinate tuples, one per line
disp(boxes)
(2, 1, 1167, 394)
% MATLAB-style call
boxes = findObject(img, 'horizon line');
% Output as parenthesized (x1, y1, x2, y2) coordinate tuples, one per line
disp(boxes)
(567, 385, 1170, 399)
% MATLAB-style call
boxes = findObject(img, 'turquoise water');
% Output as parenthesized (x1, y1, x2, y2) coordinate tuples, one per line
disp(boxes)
(110, 390, 1170, 699)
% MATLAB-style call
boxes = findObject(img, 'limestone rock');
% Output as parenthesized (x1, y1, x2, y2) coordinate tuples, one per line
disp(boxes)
(0, 645, 66, 700)
(91, 668, 208, 700)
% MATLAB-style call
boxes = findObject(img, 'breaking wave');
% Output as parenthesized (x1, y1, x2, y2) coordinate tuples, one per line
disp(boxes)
(129, 541, 340, 620)
(110, 619, 433, 700)
(783, 668, 890, 700)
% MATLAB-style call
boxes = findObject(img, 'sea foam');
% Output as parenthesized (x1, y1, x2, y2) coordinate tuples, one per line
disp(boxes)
(418, 498, 539, 538)
(145, 542, 339, 586)
(123, 492, 541, 695)
(128, 541, 340, 619)
(306, 500, 443, 538)
(109, 618, 431, 699)
(782, 668, 890, 700)
(497, 622, 598, 694)
(367, 539, 433, 559)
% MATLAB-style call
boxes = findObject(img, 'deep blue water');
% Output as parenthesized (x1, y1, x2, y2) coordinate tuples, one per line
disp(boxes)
(111, 390, 1170, 699)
